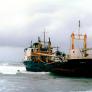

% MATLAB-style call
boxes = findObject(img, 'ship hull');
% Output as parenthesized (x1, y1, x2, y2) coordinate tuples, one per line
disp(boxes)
(49, 59, 92, 77)
(23, 60, 51, 72)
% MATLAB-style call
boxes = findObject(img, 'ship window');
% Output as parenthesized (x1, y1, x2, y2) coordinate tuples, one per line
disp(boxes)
(73, 51, 75, 53)
(32, 49, 33, 52)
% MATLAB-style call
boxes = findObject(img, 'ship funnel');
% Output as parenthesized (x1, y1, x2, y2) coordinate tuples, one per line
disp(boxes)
(48, 37, 51, 52)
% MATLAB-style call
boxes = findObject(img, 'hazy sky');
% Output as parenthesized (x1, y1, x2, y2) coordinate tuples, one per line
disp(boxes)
(0, 0, 92, 62)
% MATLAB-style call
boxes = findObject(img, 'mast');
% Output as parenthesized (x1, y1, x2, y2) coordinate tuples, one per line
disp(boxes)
(71, 32, 75, 49)
(84, 33, 87, 49)
(38, 36, 41, 42)
(71, 20, 87, 50)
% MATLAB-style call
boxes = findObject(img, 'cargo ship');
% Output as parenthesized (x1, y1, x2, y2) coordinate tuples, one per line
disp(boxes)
(23, 32, 59, 72)
(49, 21, 92, 77)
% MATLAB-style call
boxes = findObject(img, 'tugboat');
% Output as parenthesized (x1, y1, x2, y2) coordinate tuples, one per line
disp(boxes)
(23, 32, 56, 72)
(50, 21, 92, 77)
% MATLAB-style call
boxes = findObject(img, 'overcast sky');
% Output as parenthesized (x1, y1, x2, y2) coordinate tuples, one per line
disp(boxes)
(0, 0, 92, 48)
(0, 0, 92, 62)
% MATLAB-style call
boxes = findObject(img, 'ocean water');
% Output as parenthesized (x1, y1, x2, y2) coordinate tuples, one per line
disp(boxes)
(0, 64, 92, 92)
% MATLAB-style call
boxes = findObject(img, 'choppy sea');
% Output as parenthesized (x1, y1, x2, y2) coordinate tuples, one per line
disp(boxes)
(0, 63, 92, 92)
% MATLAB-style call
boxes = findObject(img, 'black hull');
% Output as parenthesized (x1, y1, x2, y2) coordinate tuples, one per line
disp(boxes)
(49, 59, 92, 77)
(23, 61, 51, 72)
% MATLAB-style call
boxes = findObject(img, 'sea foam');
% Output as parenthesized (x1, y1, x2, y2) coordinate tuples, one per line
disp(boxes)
(0, 64, 50, 75)
(0, 64, 26, 74)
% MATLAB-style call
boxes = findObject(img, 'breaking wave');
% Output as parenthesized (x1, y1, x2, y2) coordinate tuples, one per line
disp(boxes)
(0, 63, 50, 75)
(0, 65, 26, 74)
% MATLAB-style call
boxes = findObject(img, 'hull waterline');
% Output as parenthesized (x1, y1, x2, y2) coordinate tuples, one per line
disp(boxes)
(49, 59, 92, 77)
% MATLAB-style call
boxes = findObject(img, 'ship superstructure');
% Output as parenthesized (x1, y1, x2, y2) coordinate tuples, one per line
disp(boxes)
(23, 32, 56, 72)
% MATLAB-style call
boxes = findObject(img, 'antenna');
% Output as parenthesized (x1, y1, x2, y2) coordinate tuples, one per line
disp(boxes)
(78, 20, 80, 39)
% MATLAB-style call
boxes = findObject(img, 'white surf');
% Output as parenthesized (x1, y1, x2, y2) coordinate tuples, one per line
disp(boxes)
(0, 65, 26, 74)
(0, 64, 50, 75)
